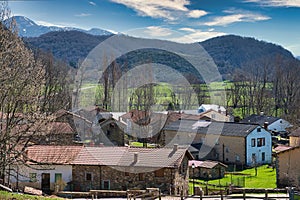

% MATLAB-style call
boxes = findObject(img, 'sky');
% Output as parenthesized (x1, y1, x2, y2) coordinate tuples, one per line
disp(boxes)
(7, 0, 300, 57)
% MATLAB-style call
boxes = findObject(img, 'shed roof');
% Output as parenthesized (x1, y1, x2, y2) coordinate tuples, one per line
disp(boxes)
(189, 160, 227, 169)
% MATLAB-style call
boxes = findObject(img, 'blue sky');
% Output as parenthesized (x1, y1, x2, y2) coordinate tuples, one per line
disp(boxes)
(8, 0, 300, 56)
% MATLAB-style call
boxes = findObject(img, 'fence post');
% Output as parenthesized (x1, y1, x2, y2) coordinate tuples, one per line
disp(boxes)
(221, 190, 223, 200)
(265, 189, 268, 200)
(243, 189, 246, 200)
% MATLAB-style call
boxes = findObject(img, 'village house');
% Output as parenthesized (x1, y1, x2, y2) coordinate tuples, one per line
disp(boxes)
(72, 145, 193, 196)
(31, 122, 78, 145)
(9, 145, 83, 193)
(55, 108, 125, 146)
(161, 119, 272, 166)
(241, 114, 292, 134)
(9, 145, 193, 196)
(276, 145, 300, 188)
(198, 104, 226, 115)
(189, 160, 227, 180)
(289, 127, 300, 147)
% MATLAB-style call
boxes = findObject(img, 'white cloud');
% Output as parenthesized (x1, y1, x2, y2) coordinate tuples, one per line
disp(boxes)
(89, 1, 97, 6)
(187, 10, 208, 18)
(75, 13, 92, 17)
(144, 26, 173, 37)
(179, 27, 196, 32)
(244, 0, 300, 7)
(109, 0, 208, 21)
(174, 28, 226, 43)
(204, 10, 270, 26)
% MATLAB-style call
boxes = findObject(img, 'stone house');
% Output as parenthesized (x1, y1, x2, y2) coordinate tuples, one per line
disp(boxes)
(71, 145, 193, 196)
(189, 160, 227, 180)
(161, 119, 272, 166)
(276, 145, 300, 188)
(10, 145, 192, 196)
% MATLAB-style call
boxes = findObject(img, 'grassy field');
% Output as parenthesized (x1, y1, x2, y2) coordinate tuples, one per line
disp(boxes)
(189, 165, 276, 194)
(0, 191, 63, 200)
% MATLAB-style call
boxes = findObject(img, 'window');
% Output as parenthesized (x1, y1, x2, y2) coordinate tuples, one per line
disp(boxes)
(211, 114, 216, 119)
(139, 173, 145, 181)
(235, 155, 240, 161)
(257, 138, 265, 147)
(257, 128, 261, 132)
(155, 169, 164, 177)
(251, 138, 256, 147)
(106, 130, 111, 136)
(29, 173, 37, 182)
(125, 172, 129, 176)
(55, 173, 62, 183)
(86, 173, 92, 181)
(262, 152, 265, 162)
(226, 147, 229, 153)
(102, 180, 110, 190)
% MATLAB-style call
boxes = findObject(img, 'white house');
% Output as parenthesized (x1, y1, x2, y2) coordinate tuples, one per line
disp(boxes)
(198, 104, 226, 115)
(241, 114, 292, 133)
(9, 145, 83, 193)
(245, 126, 273, 166)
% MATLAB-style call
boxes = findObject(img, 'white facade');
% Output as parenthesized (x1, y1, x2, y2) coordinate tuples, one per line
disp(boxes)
(246, 127, 272, 166)
(9, 164, 72, 191)
(198, 104, 226, 115)
(268, 119, 292, 132)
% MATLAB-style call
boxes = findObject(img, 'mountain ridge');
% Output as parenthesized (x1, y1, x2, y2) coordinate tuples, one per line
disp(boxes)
(5, 16, 113, 37)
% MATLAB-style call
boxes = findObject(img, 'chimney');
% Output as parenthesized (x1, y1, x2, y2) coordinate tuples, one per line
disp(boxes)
(134, 152, 138, 163)
(264, 122, 269, 130)
(260, 111, 264, 116)
(173, 144, 178, 151)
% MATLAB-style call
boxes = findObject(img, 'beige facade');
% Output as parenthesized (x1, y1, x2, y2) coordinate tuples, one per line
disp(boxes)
(289, 136, 300, 147)
(162, 130, 246, 165)
(276, 146, 300, 188)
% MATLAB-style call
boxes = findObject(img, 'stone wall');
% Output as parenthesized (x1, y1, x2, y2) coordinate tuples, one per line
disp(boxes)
(72, 161, 190, 195)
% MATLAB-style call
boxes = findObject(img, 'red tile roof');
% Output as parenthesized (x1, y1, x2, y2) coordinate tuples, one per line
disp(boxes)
(26, 145, 84, 164)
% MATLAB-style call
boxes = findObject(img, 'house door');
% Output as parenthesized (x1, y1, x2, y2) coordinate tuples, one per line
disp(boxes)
(41, 173, 51, 194)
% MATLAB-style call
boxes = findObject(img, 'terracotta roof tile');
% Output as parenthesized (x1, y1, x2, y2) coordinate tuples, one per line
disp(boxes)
(26, 145, 83, 164)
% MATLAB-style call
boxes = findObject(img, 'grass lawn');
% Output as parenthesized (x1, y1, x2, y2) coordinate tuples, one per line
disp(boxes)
(191, 165, 276, 191)
(0, 191, 63, 200)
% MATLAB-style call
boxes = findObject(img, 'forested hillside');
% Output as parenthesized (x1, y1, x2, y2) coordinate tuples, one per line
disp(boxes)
(24, 32, 298, 79)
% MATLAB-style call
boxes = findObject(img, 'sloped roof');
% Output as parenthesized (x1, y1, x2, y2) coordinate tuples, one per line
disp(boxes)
(163, 119, 259, 137)
(240, 114, 280, 126)
(273, 144, 292, 153)
(289, 127, 300, 137)
(189, 160, 227, 169)
(26, 145, 84, 164)
(72, 146, 192, 168)
(276, 145, 300, 155)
